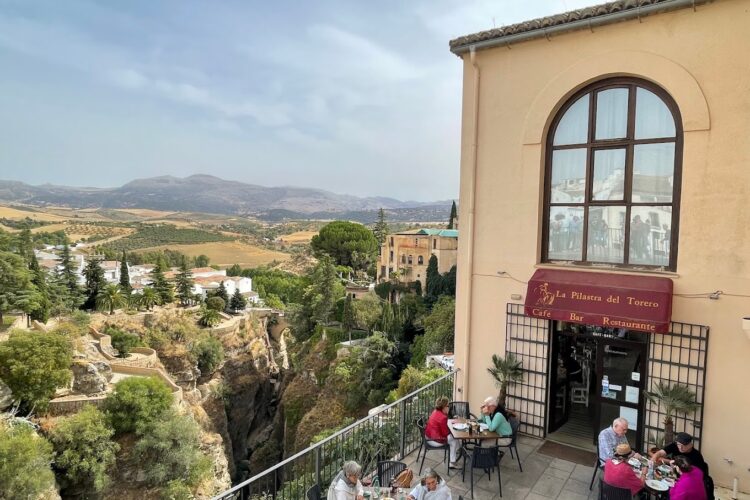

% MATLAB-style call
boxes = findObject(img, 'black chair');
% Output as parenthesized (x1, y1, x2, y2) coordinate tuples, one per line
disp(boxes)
(497, 416, 523, 471)
(306, 483, 322, 500)
(598, 478, 632, 500)
(377, 460, 406, 486)
(415, 416, 449, 474)
(448, 401, 477, 419)
(589, 450, 604, 490)
(461, 445, 504, 498)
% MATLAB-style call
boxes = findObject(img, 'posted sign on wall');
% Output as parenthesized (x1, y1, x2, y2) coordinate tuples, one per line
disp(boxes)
(524, 269, 673, 333)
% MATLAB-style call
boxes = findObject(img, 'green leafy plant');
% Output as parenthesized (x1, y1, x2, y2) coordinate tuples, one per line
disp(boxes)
(103, 376, 173, 435)
(198, 306, 221, 327)
(487, 352, 524, 408)
(105, 326, 144, 358)
(0, 424, 55, 499)
(645, 382, 701, 444)
(205, 296, 226, 312)
(191, 336, 224, 375)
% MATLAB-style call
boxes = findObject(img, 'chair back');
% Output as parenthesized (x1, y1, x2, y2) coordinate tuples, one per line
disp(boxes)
(377, 460, 406, 486)
(306, 483, 322, 500)
(471, 446, 502, 469)
(448, 401, 471, 419)
(508, 416, 520, 444)
(599, 479, 633, 500)
(415, 416, 427, 445)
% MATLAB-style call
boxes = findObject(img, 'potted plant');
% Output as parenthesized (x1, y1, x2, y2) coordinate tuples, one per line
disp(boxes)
(487, 353, 524, 408)
(645, 382, 701, 445)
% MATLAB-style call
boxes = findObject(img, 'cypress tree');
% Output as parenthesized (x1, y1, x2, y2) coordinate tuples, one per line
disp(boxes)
(119, 251, 131, 292)
(373, 208, 389, 247)
(216, 281, 229, 304)
(59, 244, 80, 293)
(229, 288, 247, 312)
(28, 254, 50, 323)
(151, 260, 173, 305)
(82, 258, 106, 310)
(425, 254, 442, 303)
(448, 201, 458, 230)
(175, 257, 194, 306)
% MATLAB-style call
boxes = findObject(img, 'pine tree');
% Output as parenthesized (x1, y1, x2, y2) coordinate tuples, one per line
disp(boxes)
(216, 281, 229, 305)
(373, 208, 389, 247)
(229, 288, 247, 312)
(151, 260, 173, 305)
(119, 251, 131, 292)
(59, 244, 80, 294)
(28, 253, 50, 323)
(82, 258, 106, 310)
(175, 257, 194, 306)
(448, 201, 458, 230)
(18, 228, 34, 263)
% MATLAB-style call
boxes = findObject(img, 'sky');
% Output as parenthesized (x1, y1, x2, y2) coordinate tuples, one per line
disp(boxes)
(0, 0, 595, 202)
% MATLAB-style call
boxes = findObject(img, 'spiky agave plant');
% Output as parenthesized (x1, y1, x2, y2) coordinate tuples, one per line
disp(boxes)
(487, 353, 524, 408)
(645, 382, 701, 444)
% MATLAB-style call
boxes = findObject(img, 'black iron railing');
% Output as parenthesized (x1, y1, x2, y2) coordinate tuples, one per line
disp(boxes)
(212, 370, 456, 500)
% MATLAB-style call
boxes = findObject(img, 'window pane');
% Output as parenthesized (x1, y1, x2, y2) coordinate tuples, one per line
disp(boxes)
(587, 206, 626, 264)
(633, 143, 675, 202)
(592, 149, 626, 201)
(595, 88, 629, 140)
(551, 149, 586, 203)
(553, 95, 589, 146)
(629, 206, 672, 266)
(548, 206, 584, 261)
(635, 88, 675, 139)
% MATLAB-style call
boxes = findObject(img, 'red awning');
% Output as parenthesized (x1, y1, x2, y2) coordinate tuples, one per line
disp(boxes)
(524, 269, 673, 333)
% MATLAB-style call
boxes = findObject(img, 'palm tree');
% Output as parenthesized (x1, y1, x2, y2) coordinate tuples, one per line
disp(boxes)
(138, 287, 159, 311)
(96, 284, 127, 315)
(487, 353, 524, 408)
(645, 382, 701, 444)
(198, 306, 221, 327)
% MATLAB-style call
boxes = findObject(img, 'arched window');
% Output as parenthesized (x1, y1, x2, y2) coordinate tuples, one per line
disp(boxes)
(408, 255, 413, 265)
(543, 78, 682, 271)
(417, 255, 424, 265)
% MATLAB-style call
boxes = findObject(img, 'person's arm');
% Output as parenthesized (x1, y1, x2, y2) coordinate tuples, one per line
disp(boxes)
(406, 485, 421, 500)
(486, 412, 504, 433)
(597, 432, 611, 463)
(333, 481, 350, 500)
(356, 480, 364, 498)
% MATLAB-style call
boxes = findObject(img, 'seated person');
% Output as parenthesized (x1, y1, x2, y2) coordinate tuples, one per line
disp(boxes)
(479, 396, 512, 446)
(670, 456, 707, 500)
(653, 432, 713, 499)
(327, 461, 364, 500)
(603, 443, 646, 496)
(597, 417, 630, 464)
(406, 469, 452, 500)
(425, 396, 460, 468)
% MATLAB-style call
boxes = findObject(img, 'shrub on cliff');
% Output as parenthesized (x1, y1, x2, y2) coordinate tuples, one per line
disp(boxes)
(105, 326, 144, 358)
(0, 330, 73, 412)
(0, 423, 55, 499)
(191, 336, 224, 375)
(205, 296, 225, 312)
(103, 376, 173, 435)
(49, 405, 119, 495)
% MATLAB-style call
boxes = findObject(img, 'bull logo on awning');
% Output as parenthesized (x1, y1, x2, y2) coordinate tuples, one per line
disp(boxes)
(535, 282, 556, 306)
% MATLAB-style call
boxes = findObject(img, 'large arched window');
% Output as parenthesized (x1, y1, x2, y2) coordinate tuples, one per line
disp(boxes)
(543, 78, 682, 271)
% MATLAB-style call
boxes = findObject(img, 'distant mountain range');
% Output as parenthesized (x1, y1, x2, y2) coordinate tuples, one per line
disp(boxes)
(0, 175, 453, 221)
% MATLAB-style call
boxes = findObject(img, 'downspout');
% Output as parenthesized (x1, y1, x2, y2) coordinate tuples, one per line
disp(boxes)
(460, 46, 480, 399)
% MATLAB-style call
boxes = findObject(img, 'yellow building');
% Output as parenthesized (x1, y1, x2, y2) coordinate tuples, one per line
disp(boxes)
(377, 229, 458, 292)
(450, 0, 750, 492)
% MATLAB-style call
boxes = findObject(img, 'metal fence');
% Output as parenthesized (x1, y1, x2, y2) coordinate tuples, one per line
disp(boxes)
(212, 370, 456, 500)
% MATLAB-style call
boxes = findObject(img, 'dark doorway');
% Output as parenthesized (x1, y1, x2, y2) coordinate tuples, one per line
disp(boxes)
(547, 321, 648, 451)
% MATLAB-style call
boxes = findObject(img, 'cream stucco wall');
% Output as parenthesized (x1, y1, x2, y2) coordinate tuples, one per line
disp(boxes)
(453, 0, 750, 490)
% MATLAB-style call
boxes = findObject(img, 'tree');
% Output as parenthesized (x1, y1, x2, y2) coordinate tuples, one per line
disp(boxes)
(226, 263, 242, 276)
(373, 208, 389, 247)
(443, 265, 457, 296)
(198, 306, 221, 327)
(58, 244, 82, 306)
(0, 424, 56, 498)
(191, 336, 224, 375)
(17, 228, 33, 262)
(49, 405, 119, 496)
(96, 284, 127, 315)
(215, 281, 229, 304)
(0, 331, 73, 412)
(0, 251, 41, 324)
(103, 376, 173, 435)
(194, 254, 210, 268)
(645, 382, 701, 445)
(229, 288, 247, 312)
(205, 296, 226, 312)
(422, 295, 455, 355)
(487, 353, 524, 408)
(303, 256, 343, 326)
(28, 254, 50, 323)
(82, 257, 106, 310)
(352, 293, 382, 333)
(310, 220, 379, 271)
(139, 286, 160, 311)
(119, 250, 131, 292)
(342, 295, 355, 341)
(106, 327, 144, 358)
(151, 260, 174, 305)
(447, 201, 458, 229)
(425, 254, 442, 304)
(175, 257, 194, 306)
(379, 301, 400, 339)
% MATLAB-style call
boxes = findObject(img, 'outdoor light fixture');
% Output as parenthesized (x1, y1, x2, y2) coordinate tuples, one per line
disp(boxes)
(743, 317, 750, 341)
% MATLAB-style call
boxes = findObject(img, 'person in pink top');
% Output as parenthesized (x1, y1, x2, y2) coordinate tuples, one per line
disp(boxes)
(603, 443, 646, 496)
(670, 456, 707, 500)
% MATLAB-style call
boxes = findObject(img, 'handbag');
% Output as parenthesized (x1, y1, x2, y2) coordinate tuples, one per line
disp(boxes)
(391, 468, 414, 488)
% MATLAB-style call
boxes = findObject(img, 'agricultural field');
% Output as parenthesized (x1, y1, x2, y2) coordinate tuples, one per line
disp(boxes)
(99, 224, 233, 253)
(276, 230, 318, 244)
(136, 241, 291, 267)
(0, 205, 68, 222)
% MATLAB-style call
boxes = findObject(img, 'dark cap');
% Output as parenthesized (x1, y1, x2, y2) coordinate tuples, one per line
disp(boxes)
(675, 432, 693, 445)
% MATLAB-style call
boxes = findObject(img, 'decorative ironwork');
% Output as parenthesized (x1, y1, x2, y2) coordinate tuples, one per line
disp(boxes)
(505, 303, 550, 438)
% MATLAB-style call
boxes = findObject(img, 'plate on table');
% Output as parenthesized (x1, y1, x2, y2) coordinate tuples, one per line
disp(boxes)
(657, 464, 672, 475)
(452, 423, 469, 431)
(646, 479, 669, 491)
(627, 458, 641, 467)
(479, 423, 488, 432)
(663, 478, 676, 487)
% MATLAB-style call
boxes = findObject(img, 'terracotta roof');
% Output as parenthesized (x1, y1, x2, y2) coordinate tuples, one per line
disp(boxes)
(449, 0, 700, 53)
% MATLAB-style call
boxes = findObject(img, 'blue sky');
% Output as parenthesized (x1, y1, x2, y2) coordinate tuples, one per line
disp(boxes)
(0, 0, 593, 201)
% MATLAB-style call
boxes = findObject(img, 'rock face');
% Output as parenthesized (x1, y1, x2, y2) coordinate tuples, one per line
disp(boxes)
(0, 378, 13, 410)
(160, 350, 201, 390)
(71, 361, 112, 394)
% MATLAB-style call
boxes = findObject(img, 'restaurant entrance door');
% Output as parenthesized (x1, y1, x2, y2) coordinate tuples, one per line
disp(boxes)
(547, 321, 648, 451)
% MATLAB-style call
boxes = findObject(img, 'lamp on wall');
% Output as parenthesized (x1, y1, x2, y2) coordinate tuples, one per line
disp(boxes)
(742, 317, 750, 341)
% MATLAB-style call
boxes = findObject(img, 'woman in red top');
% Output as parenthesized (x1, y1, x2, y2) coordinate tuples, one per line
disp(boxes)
(603, 443, 647, 496)
(425, 397, 459, 468)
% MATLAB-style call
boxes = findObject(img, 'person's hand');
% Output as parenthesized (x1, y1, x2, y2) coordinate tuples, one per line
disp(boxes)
(633, 452, 642, 460)
(407, 495, 416, 500)
(357, 495, 365, 500)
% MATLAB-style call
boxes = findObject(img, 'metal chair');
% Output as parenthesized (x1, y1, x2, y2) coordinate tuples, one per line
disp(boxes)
(448, 401, 476, 419)
(306, 483, 322, 500)
(461, 445, 504, 498)
(415, 416, 449, 474)
(497, 416, 523, 471)
(377, 460, 406, 486)
(589, 450, 603, 490)
(598, 478, 632, 500)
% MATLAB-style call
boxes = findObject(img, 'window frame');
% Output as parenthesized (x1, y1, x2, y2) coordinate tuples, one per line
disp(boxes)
(542, 77, 683, 271)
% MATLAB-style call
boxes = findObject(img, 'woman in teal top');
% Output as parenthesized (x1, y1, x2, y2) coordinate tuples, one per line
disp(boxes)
(480, 396, 513, 446)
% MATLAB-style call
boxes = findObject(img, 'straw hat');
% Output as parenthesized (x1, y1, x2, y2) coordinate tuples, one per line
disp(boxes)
(615, 443, 633, 457)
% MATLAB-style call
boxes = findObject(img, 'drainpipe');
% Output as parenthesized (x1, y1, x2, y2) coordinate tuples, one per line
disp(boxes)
(460, 46, 480, 401)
